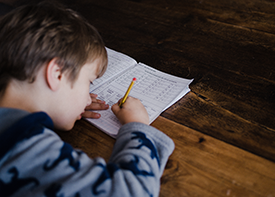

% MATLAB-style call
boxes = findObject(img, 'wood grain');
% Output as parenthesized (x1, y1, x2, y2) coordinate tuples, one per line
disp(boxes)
(2, 0, 275, 196)
(56, 117, 275, 197)
(152, 117, 275, 197)
(53, 0, 275, 195)
(53, 0, 275, 161)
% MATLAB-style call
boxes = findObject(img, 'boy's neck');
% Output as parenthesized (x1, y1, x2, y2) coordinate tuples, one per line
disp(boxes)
(0, 66, 53, 114)
(0, 80, 44, 113)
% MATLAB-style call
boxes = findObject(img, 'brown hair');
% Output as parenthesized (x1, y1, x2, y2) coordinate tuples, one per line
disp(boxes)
(0, 1, 107, 96)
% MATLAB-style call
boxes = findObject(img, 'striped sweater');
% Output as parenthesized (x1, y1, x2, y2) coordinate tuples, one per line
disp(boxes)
(0, 108, 174, 197)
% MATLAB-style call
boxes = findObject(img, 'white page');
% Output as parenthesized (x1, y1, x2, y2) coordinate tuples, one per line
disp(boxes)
(87, 63, 193, 137)
(89, 48, 137, 91)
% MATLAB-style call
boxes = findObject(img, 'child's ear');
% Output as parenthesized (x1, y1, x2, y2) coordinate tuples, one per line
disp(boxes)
(46, 58, 62, 91)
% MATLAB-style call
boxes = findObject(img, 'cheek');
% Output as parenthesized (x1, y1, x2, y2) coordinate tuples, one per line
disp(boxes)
(71, 77, 91, 108)
(76, 85, 90, 106)
(53, 113, 76, 131)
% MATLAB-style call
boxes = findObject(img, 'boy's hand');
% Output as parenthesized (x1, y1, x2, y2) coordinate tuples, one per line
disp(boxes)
(111, 96, 149, 125)
(82, 93, 109, 119)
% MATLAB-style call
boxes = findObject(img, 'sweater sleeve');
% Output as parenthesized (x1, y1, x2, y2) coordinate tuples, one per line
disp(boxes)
(0, 122, 174, 197)
(108, 122, 175, 196)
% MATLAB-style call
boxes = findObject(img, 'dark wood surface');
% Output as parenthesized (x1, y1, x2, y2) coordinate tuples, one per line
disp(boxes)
(57, 0, 275, 161)
(2, 0, 275, 196)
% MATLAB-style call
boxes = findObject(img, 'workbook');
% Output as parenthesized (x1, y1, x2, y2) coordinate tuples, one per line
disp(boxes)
(86, 48, 193, 137)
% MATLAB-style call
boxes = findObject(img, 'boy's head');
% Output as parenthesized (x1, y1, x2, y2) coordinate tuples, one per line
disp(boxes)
(0, 1, 107, 97)
(0, 1, 108, 130)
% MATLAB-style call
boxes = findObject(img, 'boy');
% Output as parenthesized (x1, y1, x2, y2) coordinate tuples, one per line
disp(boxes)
(0, 2, 174, 197)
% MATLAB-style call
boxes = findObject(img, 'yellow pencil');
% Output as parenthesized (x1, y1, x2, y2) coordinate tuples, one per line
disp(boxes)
(119, 77, 136, 107)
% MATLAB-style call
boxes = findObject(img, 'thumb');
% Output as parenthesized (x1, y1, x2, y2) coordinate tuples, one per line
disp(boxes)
(111, 101, 120, 115)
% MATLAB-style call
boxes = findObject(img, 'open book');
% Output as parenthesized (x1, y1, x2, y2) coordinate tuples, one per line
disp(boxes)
(87, 48, 193, 137)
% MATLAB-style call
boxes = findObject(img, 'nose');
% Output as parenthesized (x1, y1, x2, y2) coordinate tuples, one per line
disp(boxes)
(87, 93, 92, 106)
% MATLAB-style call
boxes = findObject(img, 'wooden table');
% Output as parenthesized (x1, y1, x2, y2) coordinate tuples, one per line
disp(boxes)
(4, 0, 275, 196)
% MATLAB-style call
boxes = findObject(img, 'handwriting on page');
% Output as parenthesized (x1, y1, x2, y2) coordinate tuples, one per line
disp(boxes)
(88, 63, 192, 136)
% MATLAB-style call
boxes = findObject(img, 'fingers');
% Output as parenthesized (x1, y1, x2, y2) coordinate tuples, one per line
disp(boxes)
(81, 111, 101, 119)
(85, 101, 109, 110)
(90, 93, 98, 98)
(111, 101, 120, 114)
(83, 93, 109, 119)
(85, 94, 109, 110)
(111, 97, 149, 125)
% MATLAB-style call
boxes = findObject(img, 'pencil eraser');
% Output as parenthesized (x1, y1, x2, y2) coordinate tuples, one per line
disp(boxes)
(133, 77, 136, 81)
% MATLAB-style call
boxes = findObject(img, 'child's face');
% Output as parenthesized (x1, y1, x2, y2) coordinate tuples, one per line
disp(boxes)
(54, 58, 100, 130)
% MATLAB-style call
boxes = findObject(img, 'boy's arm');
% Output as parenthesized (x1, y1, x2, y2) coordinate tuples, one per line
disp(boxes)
(0, 122, 173, 197)
(105, 96, 174, 196)
(0, 97, 174, 197)
(108, 121, 175, 196)
(83, 97, 174, 196)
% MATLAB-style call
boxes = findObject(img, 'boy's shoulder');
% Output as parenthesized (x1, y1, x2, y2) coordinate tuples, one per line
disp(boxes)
(0, 108, 54, 135)
(0, 108, 54, 160)
(0, 108, 30, 135)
